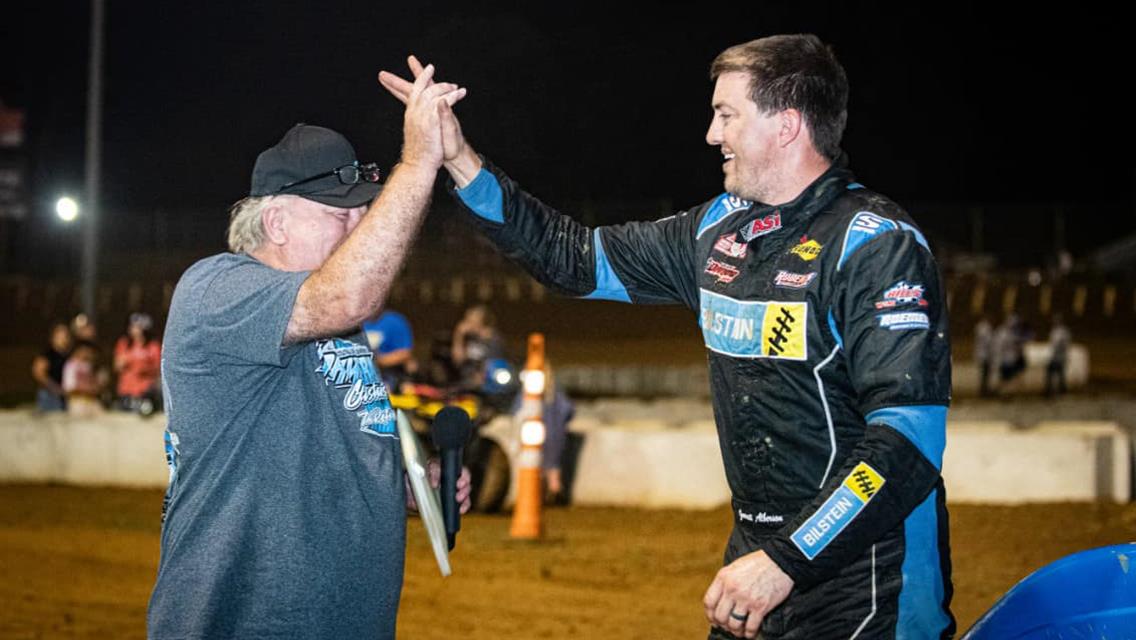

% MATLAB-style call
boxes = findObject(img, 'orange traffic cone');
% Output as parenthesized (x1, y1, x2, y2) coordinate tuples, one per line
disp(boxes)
(510, 333, 546, 540)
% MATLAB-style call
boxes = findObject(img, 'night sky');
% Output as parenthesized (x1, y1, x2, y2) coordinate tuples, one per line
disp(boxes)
(3, 2, 1133, 255)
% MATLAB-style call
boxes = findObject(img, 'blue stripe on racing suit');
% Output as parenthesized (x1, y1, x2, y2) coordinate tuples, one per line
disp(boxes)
(455, 168, 504, 223)
(866, 405, 947, 470)
(459, 169, 631, 302)
(583, 229, 631, 302)
(898, 489, 951, 639)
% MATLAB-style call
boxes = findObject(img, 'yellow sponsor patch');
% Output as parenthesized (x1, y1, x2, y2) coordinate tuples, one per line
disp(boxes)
(791, 238, 823, 261)
(759, 302, 807, 359)
(843, 461, 886, 502)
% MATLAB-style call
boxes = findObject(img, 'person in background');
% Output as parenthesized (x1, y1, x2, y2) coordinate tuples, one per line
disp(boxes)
(114, 313, 162, 411)
(71, 313, 97, 342)
(363, 310, 417, 392)
(451, 304, 504, 388)
(994, 313, 1026, 388)
(31, 322, 72, 412)
(62, 340, 103, 417)
(70, 312, 112, 405)
(424, 330, 461, 388)
(973, 316, 994, 397)
(1045, 314, 1071, 397)
(513, 360, 574, 504)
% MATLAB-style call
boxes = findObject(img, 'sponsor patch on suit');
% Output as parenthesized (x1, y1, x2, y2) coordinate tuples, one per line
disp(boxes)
(704, 258, 741, 284)
(790, 462, 886, 560)
(740, 211, 782, 242)
(790, 237, 823, 262)
(877, 311, 930, 330)
(699, 290, 807, 360)
(714, 233, 749, 259)
(773, 270, 817, 289)
(874, 280, 929, 309)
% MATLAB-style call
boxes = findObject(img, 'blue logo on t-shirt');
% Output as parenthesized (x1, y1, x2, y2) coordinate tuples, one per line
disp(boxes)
(315, 339, 397, 438)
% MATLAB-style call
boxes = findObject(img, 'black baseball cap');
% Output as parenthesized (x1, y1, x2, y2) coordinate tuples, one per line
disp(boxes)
(249, 124, 381, 208)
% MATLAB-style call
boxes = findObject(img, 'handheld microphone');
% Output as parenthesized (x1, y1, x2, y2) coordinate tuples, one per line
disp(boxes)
(431, 406, 472, 550)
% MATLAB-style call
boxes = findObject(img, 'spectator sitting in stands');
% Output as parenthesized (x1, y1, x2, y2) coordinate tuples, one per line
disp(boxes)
(31, 322, 72, 412)
(114, 313, 162, 412)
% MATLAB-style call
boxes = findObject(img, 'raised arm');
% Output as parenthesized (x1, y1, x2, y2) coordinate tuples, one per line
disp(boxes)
(284, 65, 467, 343)
(379, 58, 700, 308)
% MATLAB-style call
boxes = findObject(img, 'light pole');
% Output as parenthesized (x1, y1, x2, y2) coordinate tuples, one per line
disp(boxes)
(81, 0, 105, 319)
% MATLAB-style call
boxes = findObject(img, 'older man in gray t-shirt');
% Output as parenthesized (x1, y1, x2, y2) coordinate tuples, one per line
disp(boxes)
(148, 67, 470, 640)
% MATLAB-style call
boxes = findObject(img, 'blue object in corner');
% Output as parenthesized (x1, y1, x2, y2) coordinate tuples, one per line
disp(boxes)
(963, 543, 1136, 639)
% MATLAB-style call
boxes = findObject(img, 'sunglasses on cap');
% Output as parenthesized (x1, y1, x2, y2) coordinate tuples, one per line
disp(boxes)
(275, 160, 381, 193)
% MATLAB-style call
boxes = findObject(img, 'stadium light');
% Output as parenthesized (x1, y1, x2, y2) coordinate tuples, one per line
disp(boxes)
(56, 197, 80, 222)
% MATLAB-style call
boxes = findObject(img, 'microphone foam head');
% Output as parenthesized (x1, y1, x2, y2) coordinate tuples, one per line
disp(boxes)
(432, 406, 473, 449)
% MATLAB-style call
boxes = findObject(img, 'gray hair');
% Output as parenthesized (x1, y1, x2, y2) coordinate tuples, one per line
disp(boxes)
(226, 196, 274, 253)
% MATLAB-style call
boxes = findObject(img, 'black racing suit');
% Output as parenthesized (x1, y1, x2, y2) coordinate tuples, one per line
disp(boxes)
(451, 157, 954, 639)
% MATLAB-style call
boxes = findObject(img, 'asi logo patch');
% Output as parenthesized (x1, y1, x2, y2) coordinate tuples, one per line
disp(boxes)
(705, 258, 740, 284)
(714, 233, 748, 259)
(790, 236, 823, 262)
(740, 211, 782, 242)
(874, 281, 929, 309)
(790, 461, 886, 560)
(773, 270, 817, 289)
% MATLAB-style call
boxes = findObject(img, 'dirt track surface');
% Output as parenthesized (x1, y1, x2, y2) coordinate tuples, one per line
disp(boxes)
(2, 485, 1134, 639)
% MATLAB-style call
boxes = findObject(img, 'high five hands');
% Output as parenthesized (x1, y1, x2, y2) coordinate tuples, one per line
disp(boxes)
(384, 59, 466, 172)
(379, 56, 481, 186)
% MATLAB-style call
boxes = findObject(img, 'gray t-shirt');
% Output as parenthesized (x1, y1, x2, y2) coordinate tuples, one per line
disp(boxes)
(148, 252, 405, 640)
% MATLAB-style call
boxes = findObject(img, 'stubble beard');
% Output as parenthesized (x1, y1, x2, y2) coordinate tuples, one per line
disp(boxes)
(725, 165, 769, 204)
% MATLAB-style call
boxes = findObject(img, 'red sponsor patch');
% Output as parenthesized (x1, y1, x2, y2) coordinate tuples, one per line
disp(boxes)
(740, 211, 782, 242)
(874, 281, 929, 309)
(714, 233, 748, 259)
(704, 258, 740, 284)
(773, 270, 817, 289)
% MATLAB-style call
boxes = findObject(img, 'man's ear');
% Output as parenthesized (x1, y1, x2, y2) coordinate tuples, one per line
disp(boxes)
(779, 108, 804, 148)
(261, 201, 288, 246)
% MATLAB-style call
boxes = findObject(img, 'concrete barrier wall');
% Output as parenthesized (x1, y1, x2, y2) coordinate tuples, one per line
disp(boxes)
(944, 421, 1131, 504)
(0, 411, 168, 487)
(0, 411, 1129, 507)
(571, 428, 731, 509)
(568, 419, 1130, 507)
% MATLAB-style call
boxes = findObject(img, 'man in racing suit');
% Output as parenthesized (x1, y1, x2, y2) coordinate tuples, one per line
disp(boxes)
(380, 35, 953, 639)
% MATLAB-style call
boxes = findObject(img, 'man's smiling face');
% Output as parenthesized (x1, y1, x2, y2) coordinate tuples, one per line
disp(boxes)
(705, 71, 784, 203)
